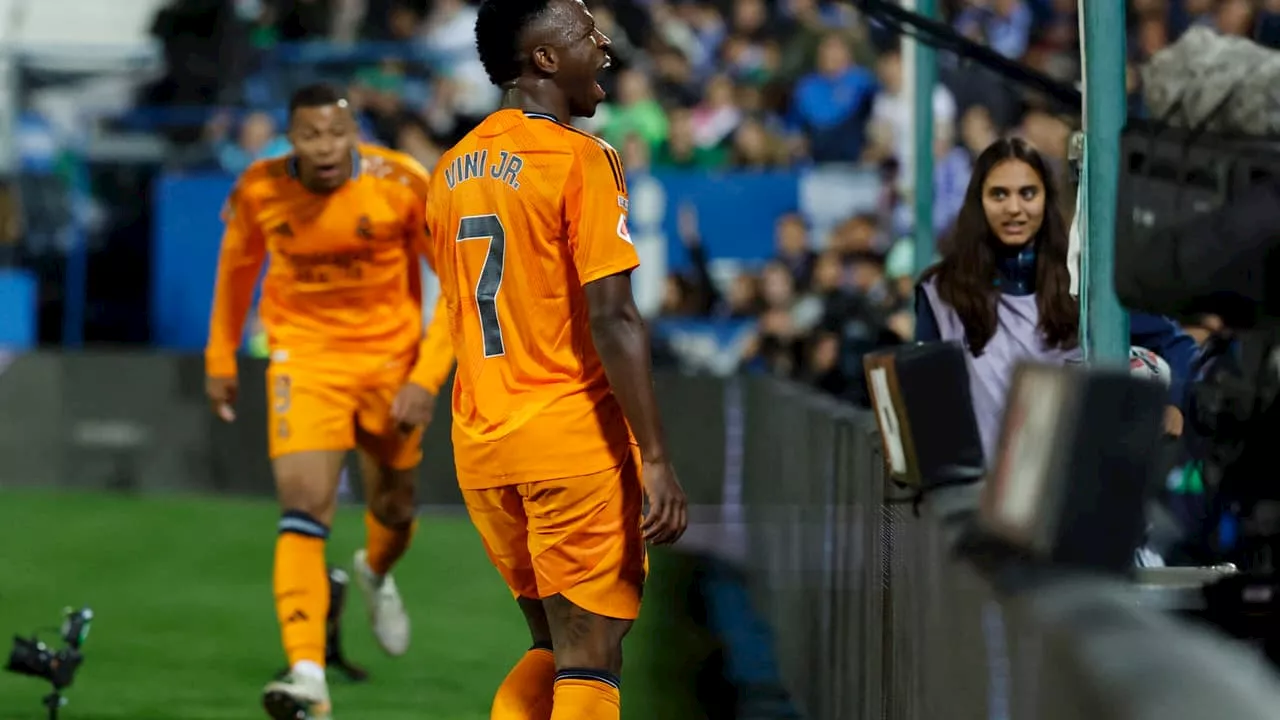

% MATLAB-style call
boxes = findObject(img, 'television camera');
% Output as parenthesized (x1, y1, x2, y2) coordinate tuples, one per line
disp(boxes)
(6, 607, 94, 720)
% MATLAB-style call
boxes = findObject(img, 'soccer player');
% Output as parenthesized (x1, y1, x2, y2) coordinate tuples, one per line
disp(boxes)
(204, 84, 454, 720)
(423, 2, 688, 718)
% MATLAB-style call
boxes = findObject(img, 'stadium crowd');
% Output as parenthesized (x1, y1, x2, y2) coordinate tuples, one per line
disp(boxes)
(115, 0, 1280, 402)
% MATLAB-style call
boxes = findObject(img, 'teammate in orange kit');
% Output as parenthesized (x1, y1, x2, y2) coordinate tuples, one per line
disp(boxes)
(204, 84, 454, 720)
(424, 2, 688, 718)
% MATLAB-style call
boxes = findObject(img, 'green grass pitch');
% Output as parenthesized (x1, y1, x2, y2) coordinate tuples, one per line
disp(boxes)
(0, 490, 711, 720)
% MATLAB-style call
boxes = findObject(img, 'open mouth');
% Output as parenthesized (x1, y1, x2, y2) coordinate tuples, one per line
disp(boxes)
(594, 54, 612, 98)
(315, 163, 342, 181)
(1001, 220, 1028, 237)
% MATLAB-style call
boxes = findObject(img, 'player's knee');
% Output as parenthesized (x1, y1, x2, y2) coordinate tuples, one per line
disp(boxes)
(367, 468, 417, 527)
(542, 595, 631, 675)
(277, 509, 331, 542)
(276, 482, 336, 524)
(273, 453, 341, 523)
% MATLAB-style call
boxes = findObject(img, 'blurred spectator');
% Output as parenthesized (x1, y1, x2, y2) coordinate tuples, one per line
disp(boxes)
(801, 248, 903, 404)
(830, 213, 883, 260)
(933, 123, 972, 237)
(720, 0, 773, 81)
(274, 0, 335, 41)
(866, 47, 957, 191)
(960, 105, 999, 159)
(650, 43, 703, 107)
(773, 213, 816, 291)
(209, 111, 291, 174)
(884, 239, 916, 313)
(419, 0, 498, 131)
(600, 69, 671, 150)
(1017, 109, 1072, 177)
(394, 115, 443, 171)
(113, 0, 1237, 415)
(787, 33, 876, 163)
(730, 117, 789, 170)
(953, 0, 1034, 60)
(776, 0, 876, 85)
(654, 108, 729, 169)
(1215, 0, 1256, 37)
(691, 74, 744, 149)
(418, 0, 477, 56)
(0, 180, 23, 266)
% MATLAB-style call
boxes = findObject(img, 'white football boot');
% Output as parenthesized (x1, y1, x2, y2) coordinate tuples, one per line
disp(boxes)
(352, 549, 411, 656)
(262, 663, 332, 720)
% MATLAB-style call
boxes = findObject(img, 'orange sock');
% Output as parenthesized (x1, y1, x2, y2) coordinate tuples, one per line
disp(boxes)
(274, 511, 330, 667)
(364, 510, 417, 577)
(490, 647, 556, 720)
(549, 670, 621, 720)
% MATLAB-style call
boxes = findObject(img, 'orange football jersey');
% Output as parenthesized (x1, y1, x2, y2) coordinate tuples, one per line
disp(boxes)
(206, 145, 453, 393)
(425, 109, 640, 488)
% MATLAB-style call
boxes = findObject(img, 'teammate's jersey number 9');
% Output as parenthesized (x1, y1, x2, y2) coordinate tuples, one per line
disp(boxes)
(455, 214, 507, 358)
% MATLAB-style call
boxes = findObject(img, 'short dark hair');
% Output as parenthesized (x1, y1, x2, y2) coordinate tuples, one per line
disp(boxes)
(288, 83, 346, 120)
(475, 0, 554, 87)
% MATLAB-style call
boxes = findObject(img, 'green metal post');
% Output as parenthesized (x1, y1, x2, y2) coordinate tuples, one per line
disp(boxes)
(1080, 0, 1129, 363)
(910, 0, 937, 276)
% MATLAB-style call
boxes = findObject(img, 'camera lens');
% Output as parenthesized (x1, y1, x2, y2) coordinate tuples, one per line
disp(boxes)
(6, 638, 51, 680)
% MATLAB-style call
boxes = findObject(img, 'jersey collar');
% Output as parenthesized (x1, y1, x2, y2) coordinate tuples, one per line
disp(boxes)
(286, 147, 363, 181)
(524, 111, 559, 123)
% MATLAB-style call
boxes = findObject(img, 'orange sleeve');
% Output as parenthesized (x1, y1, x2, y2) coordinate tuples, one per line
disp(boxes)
(408, 292, 454, 394)
(565, 141, 640, 286)
(205, 181, 266, 378)
(405, 161, 453, 393)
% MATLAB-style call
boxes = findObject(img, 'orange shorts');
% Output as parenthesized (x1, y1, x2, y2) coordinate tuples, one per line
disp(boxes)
(265, 363, 423, 469)
(462, 450, 648, 620)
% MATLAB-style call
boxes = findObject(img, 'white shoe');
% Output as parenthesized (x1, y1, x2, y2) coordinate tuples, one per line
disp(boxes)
(353, 549, 411, 656)
(262, 666, 332, 720)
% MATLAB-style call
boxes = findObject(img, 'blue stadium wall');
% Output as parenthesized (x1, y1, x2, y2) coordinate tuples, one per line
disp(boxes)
(151, 168, 880, 349)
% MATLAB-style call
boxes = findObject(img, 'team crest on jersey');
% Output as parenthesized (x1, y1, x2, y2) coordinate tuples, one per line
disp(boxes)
(356, 215, 373, 240)
(616, 213, 632, 244)
(363, 154, 392, 179)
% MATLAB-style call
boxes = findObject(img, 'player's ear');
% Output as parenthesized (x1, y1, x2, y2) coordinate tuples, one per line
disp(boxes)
(532, 44, 558, 76)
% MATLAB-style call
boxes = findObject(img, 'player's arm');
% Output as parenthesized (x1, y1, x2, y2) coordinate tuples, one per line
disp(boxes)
(569, 142, 687, 545)
(204, 182, 267, 420)
(408, 291, 455, 395)
(394, 161, 454, 428)
(406, 165, 455, 394)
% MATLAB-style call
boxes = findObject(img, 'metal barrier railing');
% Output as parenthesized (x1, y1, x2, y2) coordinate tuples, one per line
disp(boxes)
(735, 375, 1280, 720)
(741, 376, 886, 720)
(5, 356, 1280, 718)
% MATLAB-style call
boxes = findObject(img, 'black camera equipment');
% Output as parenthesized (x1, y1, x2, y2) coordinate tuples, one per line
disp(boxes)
(857, 0, 1280, 664)
(275, 565, 368, 682)
(6, 607, 94, 719)
(1113, 87, 1280, 663)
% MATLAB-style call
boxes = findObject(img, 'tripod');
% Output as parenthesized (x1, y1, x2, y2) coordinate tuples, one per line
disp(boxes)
(42, 689, 65, 720)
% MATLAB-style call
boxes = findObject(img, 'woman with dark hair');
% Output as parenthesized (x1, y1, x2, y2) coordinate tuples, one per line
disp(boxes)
(915, 137, 1079, 459)
(915, 137, 1195, 462)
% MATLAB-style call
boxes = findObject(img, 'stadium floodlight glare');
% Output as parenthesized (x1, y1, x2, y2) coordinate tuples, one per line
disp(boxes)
(979, 362, 1167, 575)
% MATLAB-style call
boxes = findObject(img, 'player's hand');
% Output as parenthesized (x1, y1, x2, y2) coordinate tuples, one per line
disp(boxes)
(390, 382, 436, 435)
(1164, 405, 1184, 437)
(640, 460, 687, 546)
(206, 376, 238, 423)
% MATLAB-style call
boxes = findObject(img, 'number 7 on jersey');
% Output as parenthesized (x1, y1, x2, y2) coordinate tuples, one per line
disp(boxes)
(455, 214, 506, 358)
